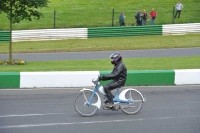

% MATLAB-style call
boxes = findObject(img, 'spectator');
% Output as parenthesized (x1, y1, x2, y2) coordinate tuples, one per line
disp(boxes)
(174, 1, 184, 18)
(119, 12, 125, 26)
(142, 10, 148, 26)
(150, 8, 157, 25)
(135, 9, 142, 26)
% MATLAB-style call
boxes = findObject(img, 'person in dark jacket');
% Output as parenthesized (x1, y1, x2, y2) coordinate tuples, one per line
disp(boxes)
(135, 9, 142, 26)
(99, 52, 127, 107)
(142, 10, 148, 25)
(119, 12, 125, 26)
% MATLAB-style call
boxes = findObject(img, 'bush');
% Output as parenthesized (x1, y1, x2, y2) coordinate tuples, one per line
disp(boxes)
(0, 59, 26, 65)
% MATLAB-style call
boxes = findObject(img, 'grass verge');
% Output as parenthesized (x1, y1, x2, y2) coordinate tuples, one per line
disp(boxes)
(0, 56, 199, 72)
(0, 34, 200, 54)
(0, 0, 200, 30)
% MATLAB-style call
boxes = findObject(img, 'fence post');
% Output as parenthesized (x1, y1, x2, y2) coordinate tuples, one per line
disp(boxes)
(112, 9, 114, 27)
(54, 10, 56, 28)
(172, 6, 175, 24)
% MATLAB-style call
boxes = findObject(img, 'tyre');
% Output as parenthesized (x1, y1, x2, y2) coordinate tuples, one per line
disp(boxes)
(74, 90, 99, 117)
(120, 89, 143, 115)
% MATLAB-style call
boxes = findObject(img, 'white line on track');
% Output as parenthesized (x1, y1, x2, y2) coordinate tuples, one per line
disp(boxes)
(0, 115, 200, 129)
(0, 113, 66, 118)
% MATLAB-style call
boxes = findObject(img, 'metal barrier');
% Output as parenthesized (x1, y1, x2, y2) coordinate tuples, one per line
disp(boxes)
(0, 31, 10, 42)
(0, 23, 200, 42)
(88, 25, 162, 38)
(162, 23, 200, 35)
(12, 28, 88, 42)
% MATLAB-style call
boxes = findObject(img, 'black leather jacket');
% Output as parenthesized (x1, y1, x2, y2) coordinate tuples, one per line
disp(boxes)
(101, 61, 127, 85)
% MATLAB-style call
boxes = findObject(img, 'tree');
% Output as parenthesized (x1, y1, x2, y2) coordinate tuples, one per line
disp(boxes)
(0, 0, 49, 61)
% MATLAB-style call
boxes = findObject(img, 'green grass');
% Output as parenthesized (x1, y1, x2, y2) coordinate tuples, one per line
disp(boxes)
(0, 34, 199, 54)
(0, 56, 199, 72)
(0, 0, 200, 30)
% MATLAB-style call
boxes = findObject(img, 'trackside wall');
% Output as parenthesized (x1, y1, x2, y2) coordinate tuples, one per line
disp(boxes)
(174, 69, 200, 85)
(0, 69, 200, 88)
(0, 72, 20, 88)
(100, 70, 175, 86)
(20, 71, 99, 88)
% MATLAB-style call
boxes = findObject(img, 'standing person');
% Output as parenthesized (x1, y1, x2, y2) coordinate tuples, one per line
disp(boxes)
(174, 1, 184, 18)
(150, 8, 157, 25)
(98, 52, 127, 108)
(135, 9, 142, 26)
(119, 12, 125, 26)
(142, 10, 148, 26)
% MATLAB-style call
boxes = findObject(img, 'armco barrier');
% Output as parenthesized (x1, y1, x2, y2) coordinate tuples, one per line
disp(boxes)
(1, 69, 200, 89)
(88, 25, 162, 38)
(12, 28, 88, 42)
(2, 23, 199, 42)
(0, 31, 10, 42)
(162, 23, 200, 35)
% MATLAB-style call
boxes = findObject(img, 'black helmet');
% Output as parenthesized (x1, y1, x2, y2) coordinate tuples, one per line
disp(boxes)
(110, 52, 122, 64)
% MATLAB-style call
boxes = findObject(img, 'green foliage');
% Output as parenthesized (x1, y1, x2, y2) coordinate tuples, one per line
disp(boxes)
(0, 0, 50, 61)
(0, 0, 49, 23)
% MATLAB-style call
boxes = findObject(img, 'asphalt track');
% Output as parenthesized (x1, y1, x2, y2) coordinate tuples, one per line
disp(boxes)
(0, 86, 200, 133)
(0, 47, 200, 61)
(0, 48, 200, 133)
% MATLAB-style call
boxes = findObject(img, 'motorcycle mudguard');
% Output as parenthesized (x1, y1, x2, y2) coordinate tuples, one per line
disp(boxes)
(81, 88, 101, 109)
(119, 88, 146, 103)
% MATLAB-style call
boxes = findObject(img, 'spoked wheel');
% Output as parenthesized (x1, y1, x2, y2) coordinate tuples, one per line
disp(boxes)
(120, 89, 143, 115)
(74, 90, 99, 117)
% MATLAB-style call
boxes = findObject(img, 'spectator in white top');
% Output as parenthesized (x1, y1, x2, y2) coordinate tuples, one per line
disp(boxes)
(174, 1, 184, 18)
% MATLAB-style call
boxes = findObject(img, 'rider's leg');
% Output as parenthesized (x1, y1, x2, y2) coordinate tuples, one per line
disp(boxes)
(103, 81, 123, 106)
(104, 86, 114, 104)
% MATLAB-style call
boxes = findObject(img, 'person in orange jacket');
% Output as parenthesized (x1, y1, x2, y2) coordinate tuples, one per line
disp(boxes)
(150, 8, 157, 25)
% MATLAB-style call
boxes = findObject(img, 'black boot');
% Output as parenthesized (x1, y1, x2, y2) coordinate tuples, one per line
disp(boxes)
(105, 91, 114, 107)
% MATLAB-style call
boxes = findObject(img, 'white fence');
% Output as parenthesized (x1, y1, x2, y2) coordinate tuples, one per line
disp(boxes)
(12, 28, 88, 42)
(162, 23, 200, 35)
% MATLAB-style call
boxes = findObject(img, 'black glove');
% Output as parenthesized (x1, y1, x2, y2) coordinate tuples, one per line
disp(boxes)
(98, 76, 103, 81)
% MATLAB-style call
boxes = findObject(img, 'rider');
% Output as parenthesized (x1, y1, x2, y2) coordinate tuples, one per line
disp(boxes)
(98, 52, 127, 107)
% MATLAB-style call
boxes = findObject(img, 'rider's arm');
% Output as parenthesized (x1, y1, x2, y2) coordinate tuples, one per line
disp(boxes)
(100, 63, 125, 80)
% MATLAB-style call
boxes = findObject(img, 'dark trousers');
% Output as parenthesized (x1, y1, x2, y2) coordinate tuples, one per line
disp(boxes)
(136, 19, 142, 26)
(174, 10, 181, 18)
(120, 21, 125, 26)
(103, 81, 124, 103)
